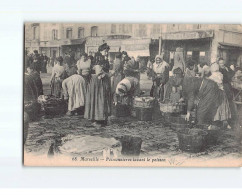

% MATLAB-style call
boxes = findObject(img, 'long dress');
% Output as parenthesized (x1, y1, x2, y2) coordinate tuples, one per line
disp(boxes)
(182, 77, 222, 125)
(151, 59, 169, 101)
(62, 74, 86, 112)
(111, 58, 124, 95)
(50, 64, 67, 98)
(84, 74, 112, 121)
(220, 67, 237, 122)
(209, 72, 231, 121)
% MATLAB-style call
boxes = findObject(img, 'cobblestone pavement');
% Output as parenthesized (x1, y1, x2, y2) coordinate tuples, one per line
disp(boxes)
(24, 73, 242, 166)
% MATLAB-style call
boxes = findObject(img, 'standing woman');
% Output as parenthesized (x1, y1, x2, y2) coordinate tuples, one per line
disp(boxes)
(84, 57, 112, 127)
(110, 53, 124, 102)
(218, 58, 236, 125)
(50, 56, 67, 98)
(151, 55, 169, 101)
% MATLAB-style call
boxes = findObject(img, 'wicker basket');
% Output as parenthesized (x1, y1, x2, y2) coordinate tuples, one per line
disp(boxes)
(43, 99, 67, 115)
(177, 128, 207, 153)
(133, 97, 155, 108)
(160, 102, 186, 114)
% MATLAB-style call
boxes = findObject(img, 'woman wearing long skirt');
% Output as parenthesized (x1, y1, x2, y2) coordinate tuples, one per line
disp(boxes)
(50, 56, 68, 98)
(150, 55, 169, 101)
(182, 77, 222, 125)
(84, 63, 112, 127)
(110, 53, 124, 102)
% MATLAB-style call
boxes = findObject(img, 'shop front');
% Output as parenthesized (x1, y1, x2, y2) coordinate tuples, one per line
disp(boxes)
(39, 40, 61, 59)
(217, 29, 242, 67)
(60, 38, 86, 60)
(160, 30, 214, 64)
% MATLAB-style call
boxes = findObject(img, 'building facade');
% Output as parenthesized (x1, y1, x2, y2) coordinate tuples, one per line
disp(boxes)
(25, 23, 162, 61)
(25, 23, 242, 67)
(159, 24, 242, 67)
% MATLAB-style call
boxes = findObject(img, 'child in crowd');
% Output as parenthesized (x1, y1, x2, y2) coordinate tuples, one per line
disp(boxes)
(170, 86, 181, 104)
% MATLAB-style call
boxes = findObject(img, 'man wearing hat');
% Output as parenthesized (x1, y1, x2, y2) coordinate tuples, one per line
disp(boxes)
(41, 51, 49, 73)
(32, 50, 42, 73)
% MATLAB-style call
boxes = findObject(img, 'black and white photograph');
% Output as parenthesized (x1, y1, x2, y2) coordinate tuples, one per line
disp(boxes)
(23, 23, 242, 166)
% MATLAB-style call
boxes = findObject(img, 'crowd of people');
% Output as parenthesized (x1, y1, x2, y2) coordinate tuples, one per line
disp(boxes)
(24, 45, 145, 127)
(24, 45, 241, 129)
(149, 53, 240, 130)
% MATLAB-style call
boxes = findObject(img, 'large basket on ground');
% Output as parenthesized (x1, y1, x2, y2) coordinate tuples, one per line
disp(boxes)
(133, 97, 155, 108)
(114, 104, 131, 117)
(177, 128, 207, 153)
(120, 135, 142, 156)
(169, 115, 190, 131)
(159, 102, 186, 114)
(41, 96, 67, 115)
(24, 100, 41, 121)
(195, 124, 220, 146)
(135, 107, 153, 121)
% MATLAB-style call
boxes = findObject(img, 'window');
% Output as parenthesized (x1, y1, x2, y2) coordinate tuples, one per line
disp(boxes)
(33, 26, 37, 40)
(111, 24, 116, 34)
(52, 29, 58, 40)
(91, 26, 98, 37)
(78, 27, 84, 38)
(139, 24, 147, 37)
(66, 28, 72, 39)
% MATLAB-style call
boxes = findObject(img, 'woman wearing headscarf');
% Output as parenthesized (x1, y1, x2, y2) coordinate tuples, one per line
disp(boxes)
(150, 55, 169, 101)
(50, 56, 68, 98)
(115, 76, 140, 106)
(84, 57, 112, 127)
(209, 63, 231, 127)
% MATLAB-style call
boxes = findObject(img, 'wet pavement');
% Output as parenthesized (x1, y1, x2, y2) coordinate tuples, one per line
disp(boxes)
(24, 73, 242, 166)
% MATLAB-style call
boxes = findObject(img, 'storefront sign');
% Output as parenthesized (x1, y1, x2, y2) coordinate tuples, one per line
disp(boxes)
(123, 38, 151, 52)
(219, 30, 242, 47)
(161, 30, 214, 40)
(125, 44, 149, 51)
(86, 37, 105, 46)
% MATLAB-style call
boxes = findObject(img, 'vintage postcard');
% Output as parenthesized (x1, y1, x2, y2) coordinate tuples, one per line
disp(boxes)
(24, 23, 242, 167)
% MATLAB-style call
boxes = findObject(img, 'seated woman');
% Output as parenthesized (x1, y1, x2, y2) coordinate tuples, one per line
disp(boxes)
(62, 69, 86, 116)
(115, 76, 140, 106)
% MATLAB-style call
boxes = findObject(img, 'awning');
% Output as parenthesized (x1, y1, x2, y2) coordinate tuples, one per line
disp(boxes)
(219, 42, 242, 49)
(60, 38, 86, 46)
(161, 30, 214, 40)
